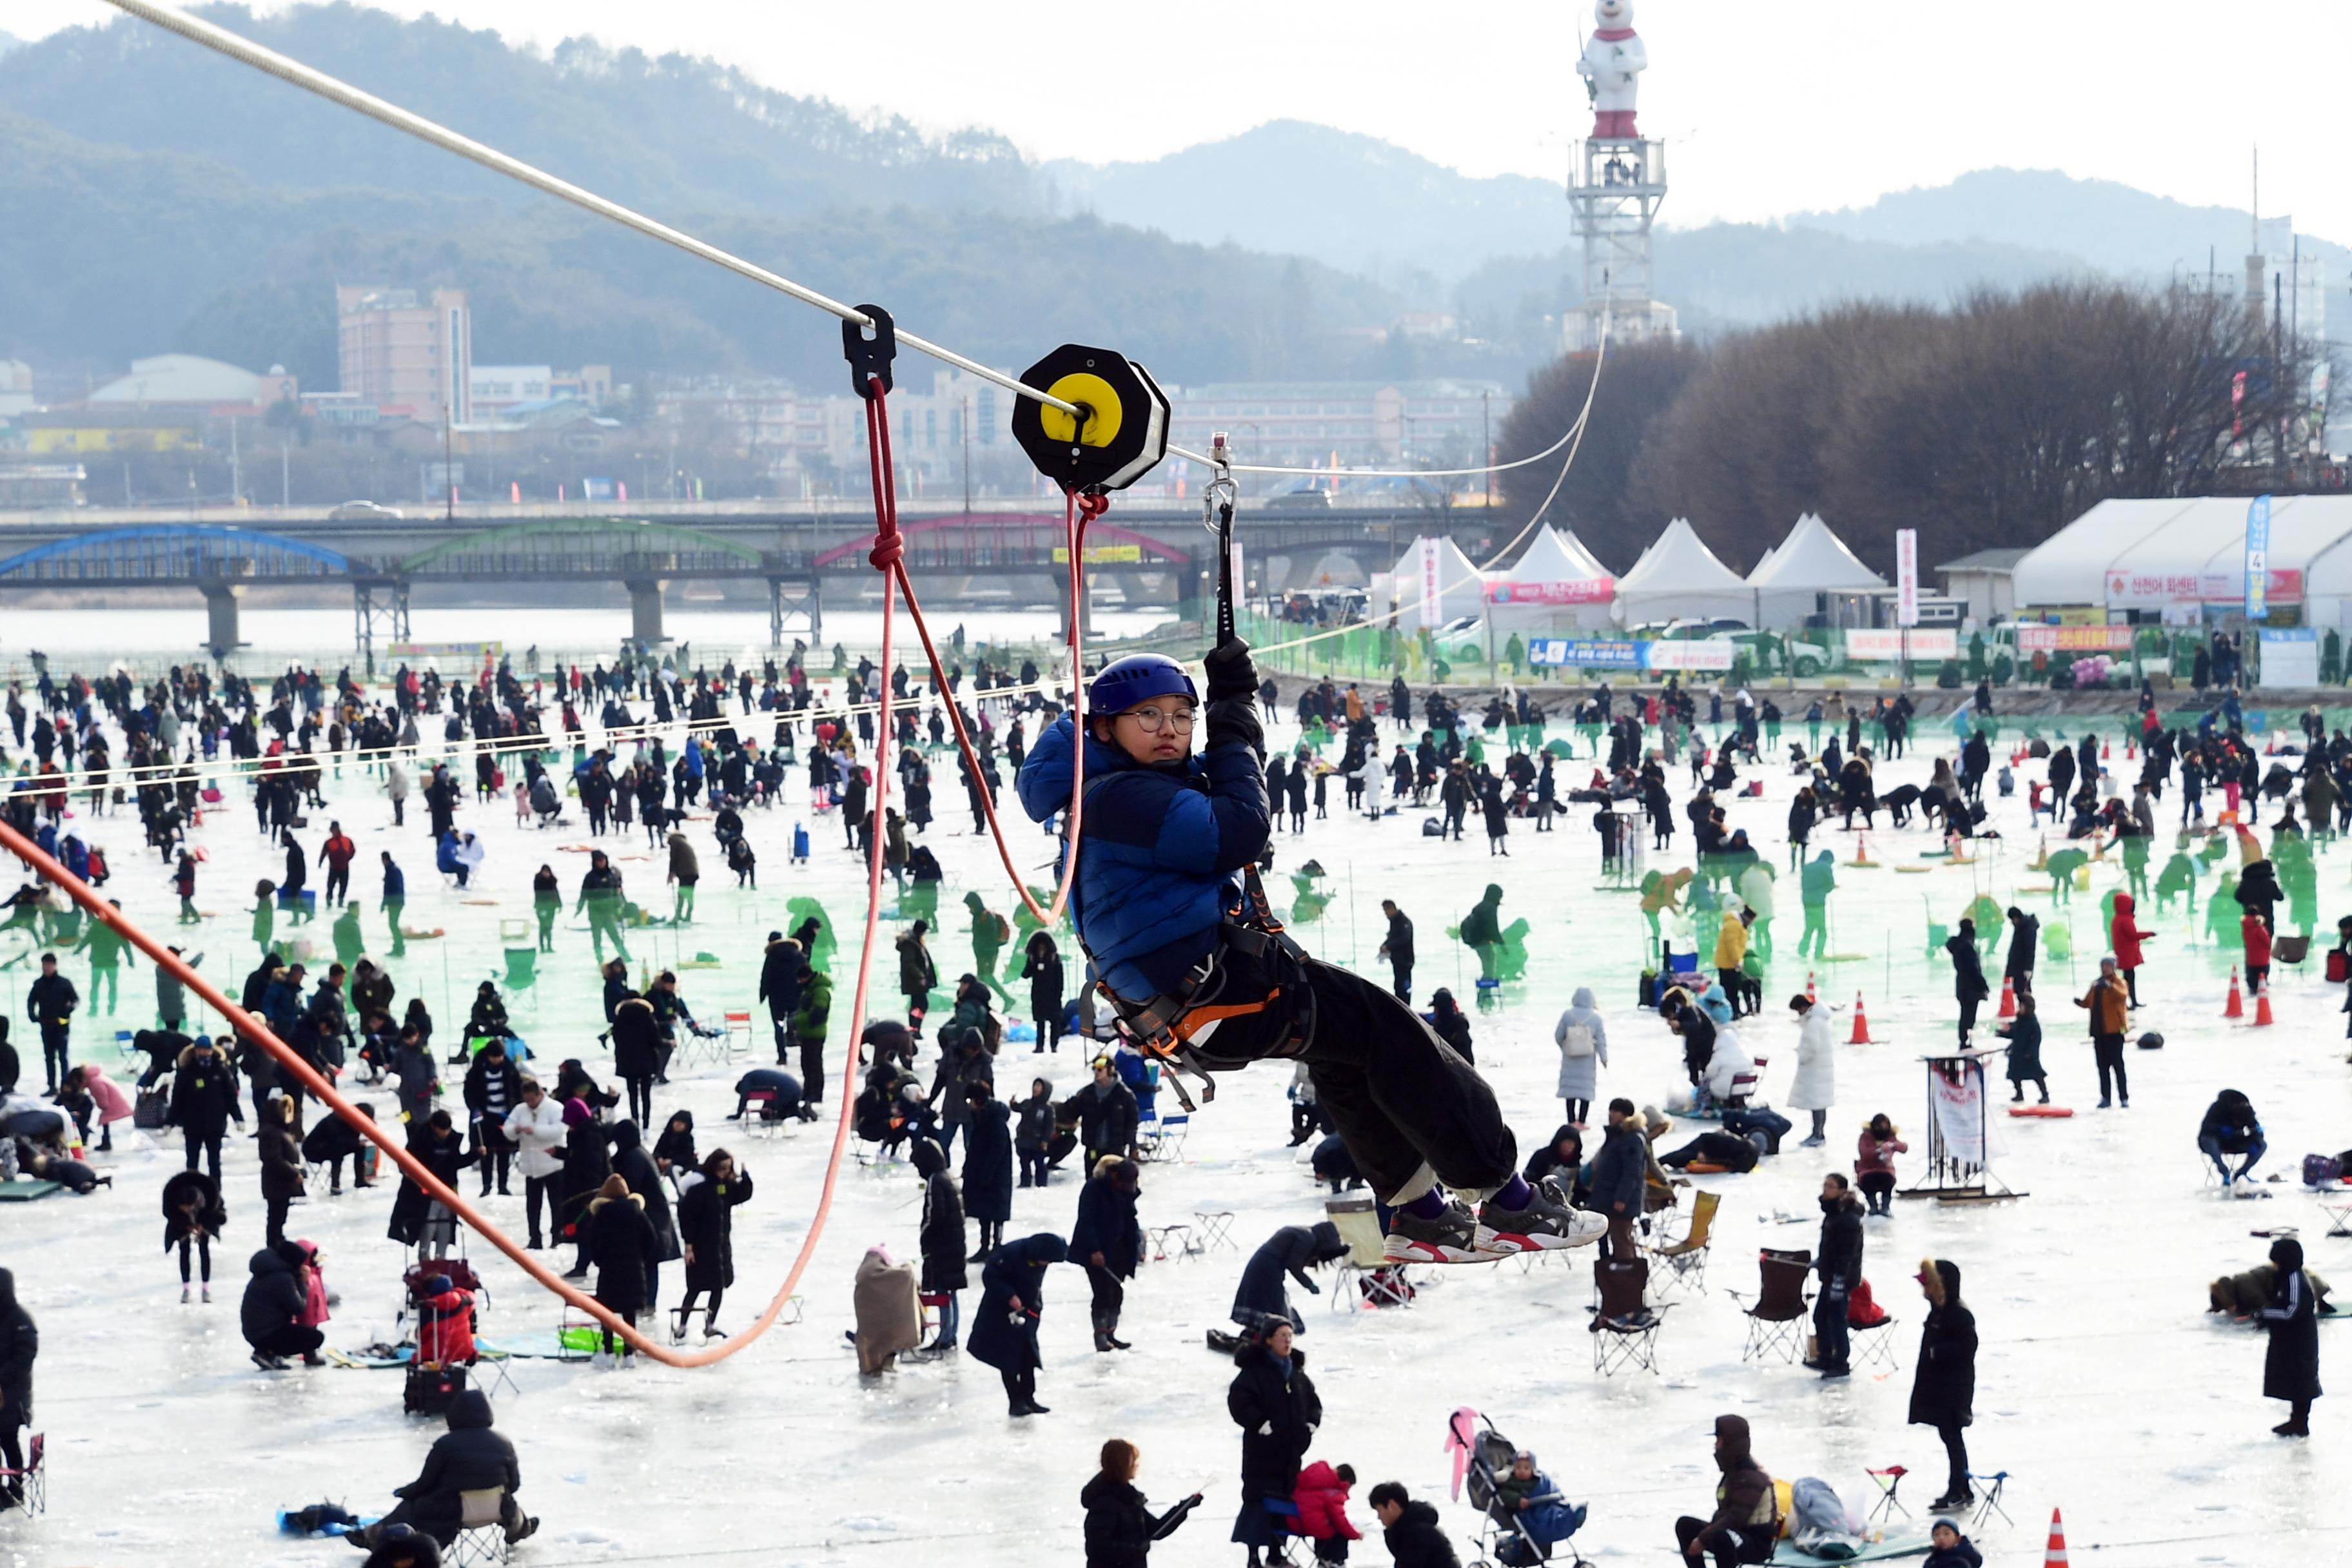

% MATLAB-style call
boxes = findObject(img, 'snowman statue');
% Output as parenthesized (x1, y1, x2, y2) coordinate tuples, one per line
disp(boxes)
(1578, 0, 1649, 138)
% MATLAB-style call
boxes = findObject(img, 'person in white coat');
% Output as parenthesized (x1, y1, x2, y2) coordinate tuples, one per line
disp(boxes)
(1785, 994, 1836, 1146)
(1704, 1023, 1755, 1109)
(503, 1076, 570, 1249)
(1553, 986, 1610, 1126)
(1355, 752, 1386, 821)
(1737, 861, 1778, 961)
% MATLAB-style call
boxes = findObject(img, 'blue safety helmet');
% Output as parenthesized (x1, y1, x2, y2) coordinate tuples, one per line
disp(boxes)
(1087, 654, 1198, 716)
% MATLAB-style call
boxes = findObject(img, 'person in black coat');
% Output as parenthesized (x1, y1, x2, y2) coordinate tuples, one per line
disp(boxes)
(1021, 930, 1066, 1054)
(1524, 1124, 1589, 1206)
(1945, 923, 1991, 1048)
(2237, 857, 2284, 934)
(2260, 1236, 2321, 1436)
(462, 1041, 524, 1197)
(1070, 1157, 1143, 1353)
(1378, 899, 1415, 1002)
(1424, 988, 1473, 1065)
(674, 1149, 752, 1341)
(961, 1083, 1015, 1257)
(162, 1167, 227, 1302)
(1081, 1438, 1200, 1568)
(1227, 1319, 1322, 1567)
(609, 1121, 681, 1315)
(609, 994, 663, 1127)
(583, 1173, 658, 1358)
(1587, 1099, 1647, 1259)
(912, 1138, 968, 1351)
(1370, 1484, 1461, 1568)
(257, 1095, 306, 1248)
(1910, 1258, 1980, 1509)
(302, 1098, 378, 1195)
(351, 1388, 536, 1549)
(756, 932, 806, 1064)
(1809, 1175, 1865, 1378)
(968, 1232, 1068, 1416)
(0, 1268, 34, 1507)
(1233, 1221, 1347, 1335)
(168, 1034, 242, 1181)
(1062, 1058, 1140, 1170)
(558, 1099, 613, 1279)
(239, 1240, 322, 1369)
(2002, 906, 2039, 999)
(386, 1110, 476, 1250)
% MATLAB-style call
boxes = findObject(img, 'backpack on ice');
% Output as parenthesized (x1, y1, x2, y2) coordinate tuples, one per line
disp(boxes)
(1560, 1023, 1596, 1059)
(1421, 816, 1444, 838)
(2304, 1153, 2344, 1187)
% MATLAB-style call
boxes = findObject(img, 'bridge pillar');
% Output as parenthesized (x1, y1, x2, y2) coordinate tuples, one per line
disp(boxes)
(625, 577, 669, 645)
(199, 580, 244, 655)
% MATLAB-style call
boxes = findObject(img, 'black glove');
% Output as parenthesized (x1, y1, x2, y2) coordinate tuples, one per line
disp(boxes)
(1202, 638, 1259, 703)
(1204, 696, 1263, 756)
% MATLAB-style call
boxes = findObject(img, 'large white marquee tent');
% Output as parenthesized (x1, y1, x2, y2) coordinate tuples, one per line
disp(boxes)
(1612, 516, 1754, 625)
(1745, 512, 1887, 627)
(2011, 495, 2352, 625)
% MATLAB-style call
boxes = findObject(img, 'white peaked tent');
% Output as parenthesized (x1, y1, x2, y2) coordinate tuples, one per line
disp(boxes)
(1612, 517, 1755, 625)
(1746, 513, 1888, 627)
(1487, 525, 1616, 632)
(1389, 536, 1488, 631)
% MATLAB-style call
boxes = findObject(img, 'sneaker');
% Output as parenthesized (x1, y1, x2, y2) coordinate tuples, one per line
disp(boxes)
(201, 1285, 212, 1303)
(1928, 1490, 1973, 1513)
(2095, 1098, 2112, 1109)
(251, 1351, 291, 1371)
(181, 1283, 193, 1304)
(1384, 1197, 1488, 1264)
(1478, 1180, 1608, 1255)
(1799, 1134, 1826, 1148)
(1817, 1364, 1851, 1380)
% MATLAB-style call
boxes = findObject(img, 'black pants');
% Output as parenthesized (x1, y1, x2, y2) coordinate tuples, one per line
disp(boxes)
(2094, 1034, 2127, 1102)
(1813, 1283, 1850, 1369)
(1390, 961, 1411, 1003)
(326, 867, 349, 905)
(0, 1425, 21, 1503)
(524, 1175, 556, 1246)
(266, 1193, 292, 1248)
(1565, 1097, 1590, 1126)
(40, 1026, 68, 1090)
(1859, 1171, 1894, 1213)
(477, 1149, 512, 1195)
(625, 1073, 654, 1126)
(2122, 966, 2139, 1006)
(1956, 992, 1981, 1046)
(251, 1322, 324, 1358)
(177, 1233, 213, 1283)
(801, 1034, 827, 1106)
(999, 1362, 1037, 1411)
(1673, 1516, 1774, 1567)
(1202, 953, 1515, 1202)
(184, 1130, 223, 1181)
(1019, 1152, 1049, 1187)
(1086, 1263, 1125, 1329)
(1034, 1011, 1063, 1053)
(973, 1217, 1003, 1257)
(1935, 1422, 1968, 1496)
(772, 1014, 793, 1064)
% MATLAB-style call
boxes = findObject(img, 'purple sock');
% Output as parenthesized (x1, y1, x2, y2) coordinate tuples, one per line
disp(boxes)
(1493, 1174, 1534, 1210)
(1403, 1188, 1450, 1220)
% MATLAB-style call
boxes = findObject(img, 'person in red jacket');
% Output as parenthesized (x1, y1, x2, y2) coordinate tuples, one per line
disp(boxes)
(1293, 1460, 1363, 1563)
(320, 821, 358, 908)
(2243, 912, 2274, 999)
(413, 1271, 478, 1366)
(2108, 892, 2154, 1008)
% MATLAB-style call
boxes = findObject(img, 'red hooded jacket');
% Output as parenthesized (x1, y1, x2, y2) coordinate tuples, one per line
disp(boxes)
(1292, 1461, 1362, 1542)
(2110, 894, 2151, 970)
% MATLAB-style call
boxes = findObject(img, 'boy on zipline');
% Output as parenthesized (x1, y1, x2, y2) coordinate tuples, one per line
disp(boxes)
(1017, 641, 1600, 1262)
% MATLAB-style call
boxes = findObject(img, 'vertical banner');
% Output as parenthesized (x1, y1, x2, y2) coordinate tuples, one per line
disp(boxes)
(1929, 1056, 1992, 1170)
(1895, 529, 1920, 627)
(2245, 494, 2272, 620)
(1416, 536, 1442, 629)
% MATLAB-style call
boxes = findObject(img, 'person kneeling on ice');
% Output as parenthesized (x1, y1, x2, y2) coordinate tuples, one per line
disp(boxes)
(1017, 645, 1589, 1263)
(345, 1388, 538, 1552)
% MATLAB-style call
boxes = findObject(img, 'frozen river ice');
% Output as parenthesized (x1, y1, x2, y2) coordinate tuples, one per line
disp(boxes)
(3, 665, 2348, 1567)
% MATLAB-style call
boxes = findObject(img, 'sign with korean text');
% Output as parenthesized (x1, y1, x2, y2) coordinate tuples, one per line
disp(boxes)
(2245, 494, 2271, 618)
(2014, 625, 2134, 653)
(1846, 628, 1956, 661)
(1896, 529, 1919, 628)
(1484, 578, 1616, 605)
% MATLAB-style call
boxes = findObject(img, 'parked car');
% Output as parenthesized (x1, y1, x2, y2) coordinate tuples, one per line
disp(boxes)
(326, 500, 404, 521)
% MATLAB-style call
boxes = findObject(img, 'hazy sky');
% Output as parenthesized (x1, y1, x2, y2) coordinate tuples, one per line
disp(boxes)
(15, 1, 2352, 238)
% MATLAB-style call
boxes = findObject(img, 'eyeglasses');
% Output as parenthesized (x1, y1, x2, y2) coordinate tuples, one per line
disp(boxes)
(1121, 705, 1196, 733)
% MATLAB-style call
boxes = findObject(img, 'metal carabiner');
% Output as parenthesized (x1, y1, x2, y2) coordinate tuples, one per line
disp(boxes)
(1204, 432, 1240, 643)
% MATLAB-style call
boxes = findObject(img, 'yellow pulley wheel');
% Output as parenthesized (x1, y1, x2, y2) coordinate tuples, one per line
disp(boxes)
(1012, 343, 1171, 495)
(1038, 372, 1124, 448)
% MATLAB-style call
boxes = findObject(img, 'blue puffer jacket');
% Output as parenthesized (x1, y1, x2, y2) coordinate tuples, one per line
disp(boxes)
(1015, 715, 1270, 1000)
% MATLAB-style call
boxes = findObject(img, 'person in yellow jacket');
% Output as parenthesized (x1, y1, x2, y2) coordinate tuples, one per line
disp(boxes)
(1714, 906, 1758, 1018)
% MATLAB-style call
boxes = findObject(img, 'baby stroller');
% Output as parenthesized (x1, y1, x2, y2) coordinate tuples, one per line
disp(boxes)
(1446, 1411, 1589, 1568)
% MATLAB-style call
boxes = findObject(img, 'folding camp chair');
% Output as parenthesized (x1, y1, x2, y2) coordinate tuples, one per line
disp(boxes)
(1864, 1466, 1910, 1525)
(1650, 1189, 1721, 1296)
(446, 1487, 513, 1567)
(1146, 1224, 1195, 1262)
(1852, 1311, 1901, 1373)
(0, 1432, 44, 1516)
(1588, 1257, 1666, 1376)
(1738, 1248, 1811, 1364)
(1136, 1112, 1188, 1162)
(1194, 1210, 1238, 1252)
(721, 1010, 755, 1063)
(1969, 1471, 2013, 1530)
(1328, 1195, 1415, 1311)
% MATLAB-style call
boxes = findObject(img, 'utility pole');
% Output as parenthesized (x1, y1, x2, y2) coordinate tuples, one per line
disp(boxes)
(442, 412, 455, 522)
(961, 393, 972, 515)
(1482, 390, 1492, 509)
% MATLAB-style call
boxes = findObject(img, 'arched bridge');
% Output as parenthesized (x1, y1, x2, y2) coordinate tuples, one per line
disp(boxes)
(812, 513, 1194, 574)
(0, 525, 357, 655)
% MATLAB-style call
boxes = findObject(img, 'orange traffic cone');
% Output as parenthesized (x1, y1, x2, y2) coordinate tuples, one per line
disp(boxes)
(2267, 733, 2278, 756)
(2028, 834, 2050, 872)
(2102, 739, 2112, 760)
(1806, 970, 1819, 1003)
(2045, 1507, 2069, 1567)
(1854, 833, 1877, 867)
(1998, 974, 2017, 1018)
(1849, 992, 1875, 1044)
(2254, 979, 2275, 1027)
(2224, 967, 2245, 1019)
(2125, 734, 2137, 761)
